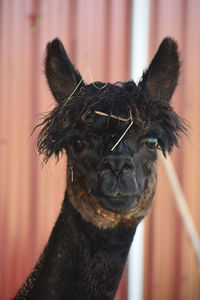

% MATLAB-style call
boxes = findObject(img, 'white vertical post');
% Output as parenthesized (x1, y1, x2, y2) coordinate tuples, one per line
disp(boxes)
(128, 0, 150, 299)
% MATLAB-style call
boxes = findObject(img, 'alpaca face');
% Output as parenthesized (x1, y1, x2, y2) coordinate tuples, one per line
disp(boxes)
(65, 86, 158, 217)
(36, 38, 185, 228)
(66, 115, 158, 228)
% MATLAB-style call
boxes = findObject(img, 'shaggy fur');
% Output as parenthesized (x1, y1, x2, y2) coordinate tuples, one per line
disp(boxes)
(14, 37, 186, 299)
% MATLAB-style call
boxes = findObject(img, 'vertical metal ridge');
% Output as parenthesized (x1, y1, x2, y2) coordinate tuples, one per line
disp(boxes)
(28, 0, 41, 267)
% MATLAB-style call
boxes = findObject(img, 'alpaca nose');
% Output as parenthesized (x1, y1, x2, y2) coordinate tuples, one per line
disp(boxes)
(99, 155, 134, 176)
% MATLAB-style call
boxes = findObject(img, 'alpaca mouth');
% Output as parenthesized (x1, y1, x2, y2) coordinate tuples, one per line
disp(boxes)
(96, 193, 139, 214)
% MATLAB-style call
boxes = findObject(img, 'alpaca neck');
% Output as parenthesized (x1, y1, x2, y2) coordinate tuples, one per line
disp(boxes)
(15, 193, 136, 300)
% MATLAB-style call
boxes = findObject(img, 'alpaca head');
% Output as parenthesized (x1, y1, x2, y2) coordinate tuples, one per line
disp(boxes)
(37, 38, 185, 229)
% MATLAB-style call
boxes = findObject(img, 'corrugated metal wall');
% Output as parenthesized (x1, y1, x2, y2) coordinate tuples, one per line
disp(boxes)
(143, 0, 200, 299)
(0, 1, 131, 299)
(1, 1, 200, 300)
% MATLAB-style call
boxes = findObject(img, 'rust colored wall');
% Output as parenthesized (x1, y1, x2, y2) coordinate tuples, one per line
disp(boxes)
(0, 1, 131, 299)
(143, 1, 200, 300)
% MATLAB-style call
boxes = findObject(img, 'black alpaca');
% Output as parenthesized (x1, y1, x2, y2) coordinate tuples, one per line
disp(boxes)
(14, 37, 185, 299)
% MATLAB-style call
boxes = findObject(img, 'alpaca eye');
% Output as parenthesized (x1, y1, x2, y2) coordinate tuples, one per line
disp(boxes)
(145, 138, 159, 151)
(73, 140, 83, 152)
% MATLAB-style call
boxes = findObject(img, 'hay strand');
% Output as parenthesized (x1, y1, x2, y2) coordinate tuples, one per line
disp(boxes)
(111, 110, 133, 151)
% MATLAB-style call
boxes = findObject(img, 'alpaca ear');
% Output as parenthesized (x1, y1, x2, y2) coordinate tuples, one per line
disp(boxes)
(45, 38, 83, 102)
(140, 37, 180, 102)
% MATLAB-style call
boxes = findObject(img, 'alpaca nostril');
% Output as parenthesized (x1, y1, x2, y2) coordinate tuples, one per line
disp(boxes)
(99, 161, 113, 176)
(122, 163, 134, 174)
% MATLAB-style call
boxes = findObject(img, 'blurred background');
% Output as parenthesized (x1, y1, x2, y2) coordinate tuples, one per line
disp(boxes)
(0, 0, 200, 299)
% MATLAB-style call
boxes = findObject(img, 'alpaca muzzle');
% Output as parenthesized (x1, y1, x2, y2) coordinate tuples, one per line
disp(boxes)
(96, 154, 142, 213)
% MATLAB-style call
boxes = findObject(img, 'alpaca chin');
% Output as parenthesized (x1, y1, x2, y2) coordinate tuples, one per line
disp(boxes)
(95, 194, 139, 214)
